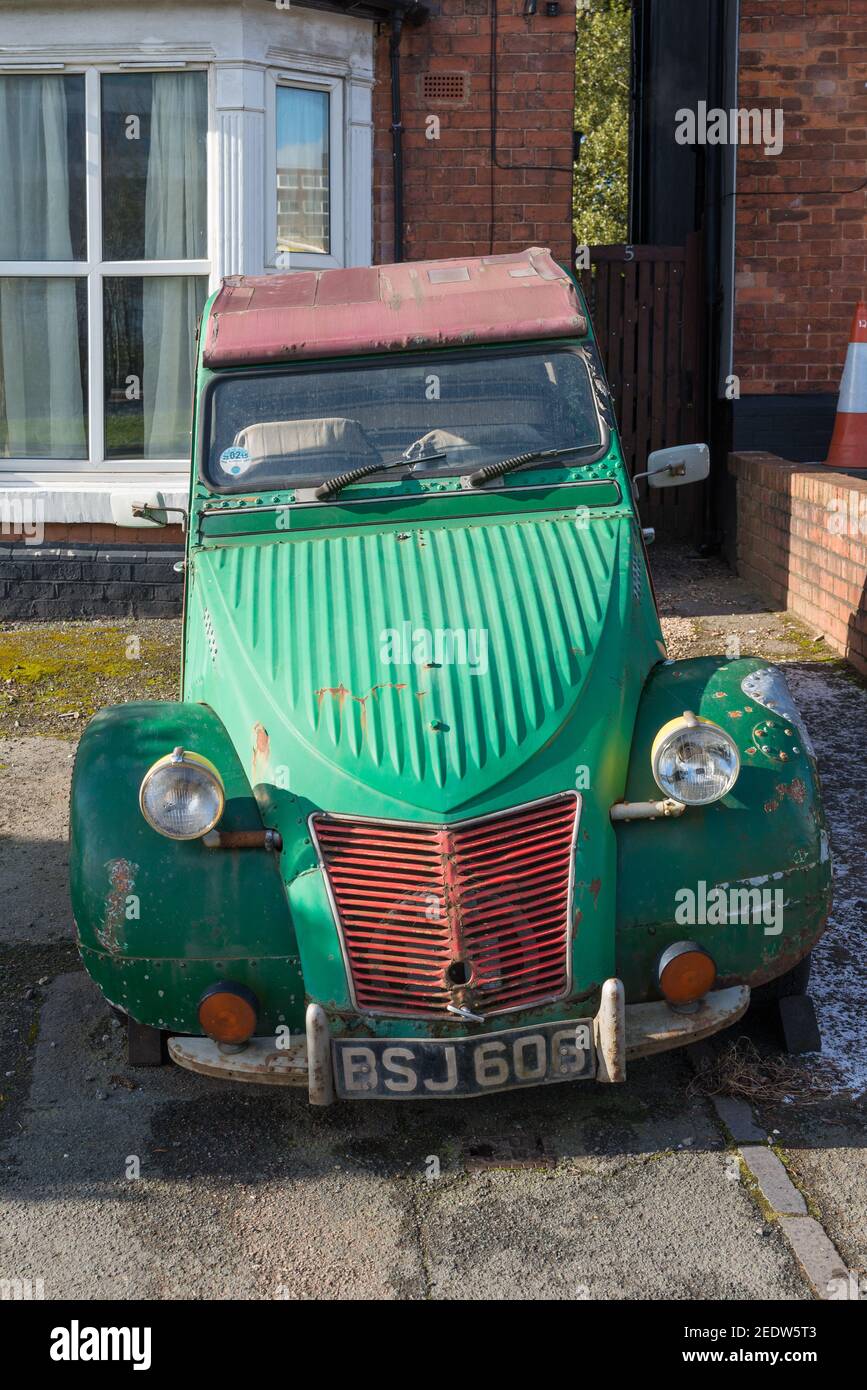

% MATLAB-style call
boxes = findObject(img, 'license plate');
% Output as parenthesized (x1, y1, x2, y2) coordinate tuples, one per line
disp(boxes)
(332, 1019, 595, 1099)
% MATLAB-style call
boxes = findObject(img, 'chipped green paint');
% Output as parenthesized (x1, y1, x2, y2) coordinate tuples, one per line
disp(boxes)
(69, 265, 831, 1052)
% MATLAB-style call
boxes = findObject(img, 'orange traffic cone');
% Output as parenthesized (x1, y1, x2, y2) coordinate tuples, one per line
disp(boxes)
(825, 303, 867, 469)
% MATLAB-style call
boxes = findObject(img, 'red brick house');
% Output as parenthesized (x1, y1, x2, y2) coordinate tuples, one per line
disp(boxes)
(372, 0, 575, 266)
(730, 0, 867, 676)
(734, 0, 867, 451)
(2, 0, 865, 668)
(627, 0, 866, 672)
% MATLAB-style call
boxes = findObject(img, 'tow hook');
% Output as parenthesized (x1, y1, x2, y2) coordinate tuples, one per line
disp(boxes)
(447, 1003, 486, 1024)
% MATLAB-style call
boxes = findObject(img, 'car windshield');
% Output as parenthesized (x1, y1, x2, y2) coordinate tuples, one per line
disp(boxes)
(203, 347, 604, 493)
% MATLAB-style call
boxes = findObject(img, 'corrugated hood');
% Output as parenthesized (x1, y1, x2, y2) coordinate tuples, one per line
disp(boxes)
(185, 513, 636, 818)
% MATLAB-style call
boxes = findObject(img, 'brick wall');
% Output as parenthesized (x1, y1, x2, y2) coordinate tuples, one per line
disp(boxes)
(372, 0, 576, 265)
(10, 525, 185, 547)
(0, 525, 185, 618)
(730, 451, 867, 676)
(1, 543, 184, 619)
(735, 0, 867, 396)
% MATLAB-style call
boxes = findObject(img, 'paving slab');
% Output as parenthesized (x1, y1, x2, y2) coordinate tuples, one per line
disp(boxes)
(741, 1146, 807, 1216)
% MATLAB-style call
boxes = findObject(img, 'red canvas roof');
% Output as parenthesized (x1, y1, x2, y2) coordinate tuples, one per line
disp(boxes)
(202, 247, 587, 368)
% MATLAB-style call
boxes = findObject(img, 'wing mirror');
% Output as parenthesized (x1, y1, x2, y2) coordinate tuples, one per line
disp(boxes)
(633, 444, 710, 497)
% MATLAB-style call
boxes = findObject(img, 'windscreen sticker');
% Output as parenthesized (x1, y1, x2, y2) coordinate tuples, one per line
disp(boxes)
(220, 446, 252, 476)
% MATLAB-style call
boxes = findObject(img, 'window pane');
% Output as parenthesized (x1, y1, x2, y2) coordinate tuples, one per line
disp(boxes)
(276, 86, 330, 257)
(104, 275, 207, 459)
(0, 278, 87, 458)
(102, 72, 208, 261)
(0, 75, 86, 261)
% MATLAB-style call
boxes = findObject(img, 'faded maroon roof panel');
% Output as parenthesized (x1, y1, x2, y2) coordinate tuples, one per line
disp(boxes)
(203, 247, 587, 368)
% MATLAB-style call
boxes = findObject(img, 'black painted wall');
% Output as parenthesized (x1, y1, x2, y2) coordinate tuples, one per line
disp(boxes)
(0, 545, 184, 619)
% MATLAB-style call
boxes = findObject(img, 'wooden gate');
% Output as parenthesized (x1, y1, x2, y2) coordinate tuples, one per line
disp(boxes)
(578, 235, 707, 541)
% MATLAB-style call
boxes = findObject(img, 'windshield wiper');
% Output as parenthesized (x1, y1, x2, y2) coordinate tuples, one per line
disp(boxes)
(314, 451, 448, 501)
(468, 444, 602, 489)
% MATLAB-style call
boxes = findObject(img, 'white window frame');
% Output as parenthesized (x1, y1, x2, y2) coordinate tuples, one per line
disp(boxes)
(0, 62, 212, 475)
(265, 69, 345, 273)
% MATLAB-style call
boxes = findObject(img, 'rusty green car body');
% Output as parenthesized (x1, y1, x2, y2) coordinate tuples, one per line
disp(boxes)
(70, 248, 832, 1101)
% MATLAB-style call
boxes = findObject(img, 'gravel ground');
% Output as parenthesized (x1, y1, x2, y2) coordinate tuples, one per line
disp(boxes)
(0, 548, 864, 1301)
(652, 543, 838, 665)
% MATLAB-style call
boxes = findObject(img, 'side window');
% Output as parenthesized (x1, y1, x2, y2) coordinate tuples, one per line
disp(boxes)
(276, 85, 330, 261)
(272, 79, 343, 271)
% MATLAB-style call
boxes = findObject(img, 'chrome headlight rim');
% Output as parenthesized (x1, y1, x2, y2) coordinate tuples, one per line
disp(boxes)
(650, 711, 740, 808)
(139, 746, 225, 841)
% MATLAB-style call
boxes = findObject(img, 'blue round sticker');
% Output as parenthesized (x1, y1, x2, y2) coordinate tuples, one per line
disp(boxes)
(220, 446, 251, 476)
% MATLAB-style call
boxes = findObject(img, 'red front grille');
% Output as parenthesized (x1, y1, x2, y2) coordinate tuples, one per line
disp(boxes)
(312, 796, 578, 1018)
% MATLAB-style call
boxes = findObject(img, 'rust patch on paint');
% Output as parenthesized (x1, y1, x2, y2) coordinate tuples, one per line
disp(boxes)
(764, 780, 806, 814)
(98, 858, 139, 955)
(315, 682, 408, 730)
(252, 722, 270, 782)
(777, 778, 807, 806)
(589, 878, 602, 907)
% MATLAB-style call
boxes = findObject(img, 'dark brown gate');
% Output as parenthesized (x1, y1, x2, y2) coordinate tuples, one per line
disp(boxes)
(579, 235, 707, 541)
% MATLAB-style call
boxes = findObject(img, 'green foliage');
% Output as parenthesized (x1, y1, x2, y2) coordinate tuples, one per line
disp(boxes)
(574, 0, 632, 248)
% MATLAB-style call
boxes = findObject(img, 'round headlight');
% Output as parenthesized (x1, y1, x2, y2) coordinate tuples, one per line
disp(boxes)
(139, 747, 225, 840)
(651, 712, 740, 806)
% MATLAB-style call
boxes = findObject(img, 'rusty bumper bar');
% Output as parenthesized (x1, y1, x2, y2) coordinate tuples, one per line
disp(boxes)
(594, 981, 749, 1081)
(623, 985, 749, 1060)
(167, 1003, 334, 1100)
(167, 986, 750, 1101)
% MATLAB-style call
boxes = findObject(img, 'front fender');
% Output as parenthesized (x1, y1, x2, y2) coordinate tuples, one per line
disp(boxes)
(615, 658, 832, 1002)
(69, 701, 302, 1032)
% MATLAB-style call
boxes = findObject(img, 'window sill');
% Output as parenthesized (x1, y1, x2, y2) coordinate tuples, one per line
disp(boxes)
(0, 469, 188, 524)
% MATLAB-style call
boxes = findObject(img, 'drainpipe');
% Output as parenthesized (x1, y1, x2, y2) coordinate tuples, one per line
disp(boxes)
(389, 10, 405, 261)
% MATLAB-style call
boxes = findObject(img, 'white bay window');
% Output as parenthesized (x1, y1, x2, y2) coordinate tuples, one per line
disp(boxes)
(0, 68, 209, 468)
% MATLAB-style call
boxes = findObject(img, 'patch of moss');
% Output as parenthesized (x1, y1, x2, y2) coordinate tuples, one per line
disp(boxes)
(0, 622, 181, 738)
(768, 1139, 822, 1220)
(779, 621, 842, 664)
(737, 1151, 777, 1223)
